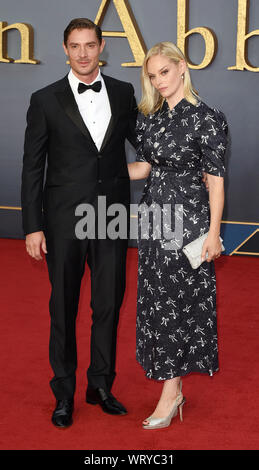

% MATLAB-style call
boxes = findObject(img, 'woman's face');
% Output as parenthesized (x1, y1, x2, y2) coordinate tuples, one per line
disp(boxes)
(147, 54, 186, 103)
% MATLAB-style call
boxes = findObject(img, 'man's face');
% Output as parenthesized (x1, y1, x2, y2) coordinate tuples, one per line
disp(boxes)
(63, 28, 105, 82)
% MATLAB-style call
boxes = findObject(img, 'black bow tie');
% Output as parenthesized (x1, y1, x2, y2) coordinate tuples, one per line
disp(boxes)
(78, 81, 102, 94)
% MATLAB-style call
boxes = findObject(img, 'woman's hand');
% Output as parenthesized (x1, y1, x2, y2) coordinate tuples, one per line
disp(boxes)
(202, 172, 209, 191)
(201, 233, 222, 263)
(128, 162, 151, 180)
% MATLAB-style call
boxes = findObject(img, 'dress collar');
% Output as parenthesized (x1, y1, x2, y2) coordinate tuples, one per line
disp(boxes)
(160, 98, 188, 114)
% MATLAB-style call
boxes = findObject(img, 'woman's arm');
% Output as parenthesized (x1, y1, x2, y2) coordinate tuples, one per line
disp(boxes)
(201, 174, 224, 262)
(128, 161, 151, 180)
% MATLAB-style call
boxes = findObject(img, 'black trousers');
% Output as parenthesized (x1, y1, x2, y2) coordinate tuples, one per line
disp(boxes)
(45, 235, 128, 400)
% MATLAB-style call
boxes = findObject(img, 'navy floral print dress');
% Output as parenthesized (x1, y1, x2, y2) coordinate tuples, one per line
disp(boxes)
(136, 98, 228, 380)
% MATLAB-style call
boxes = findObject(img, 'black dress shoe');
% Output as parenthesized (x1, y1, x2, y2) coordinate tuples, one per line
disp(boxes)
(51, 399, 74, 428)
(86, 388, 127, 415)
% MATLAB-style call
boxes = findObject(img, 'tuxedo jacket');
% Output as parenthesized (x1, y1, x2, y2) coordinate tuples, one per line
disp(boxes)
(21, 74, 138, 237)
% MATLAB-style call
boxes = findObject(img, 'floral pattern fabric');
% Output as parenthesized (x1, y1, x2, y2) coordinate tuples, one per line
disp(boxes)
(136, 98, 228, 380)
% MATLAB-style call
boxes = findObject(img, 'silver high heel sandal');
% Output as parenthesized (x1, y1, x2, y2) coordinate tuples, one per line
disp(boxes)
(143, 380, 186, 430)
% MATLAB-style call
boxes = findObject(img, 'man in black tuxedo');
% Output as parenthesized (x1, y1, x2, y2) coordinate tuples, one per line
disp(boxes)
(21, 18, 137, 428)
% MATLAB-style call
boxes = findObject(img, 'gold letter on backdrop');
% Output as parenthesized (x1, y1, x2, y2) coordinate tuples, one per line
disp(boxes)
(95, 0, 146, 66)
(177, 0, 217, 69)
(228, 0, 259, 71)
(0, 22, 39, 64)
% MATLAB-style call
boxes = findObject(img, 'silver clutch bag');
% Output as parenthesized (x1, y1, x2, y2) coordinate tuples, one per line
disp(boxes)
(182, 232, 225, 269)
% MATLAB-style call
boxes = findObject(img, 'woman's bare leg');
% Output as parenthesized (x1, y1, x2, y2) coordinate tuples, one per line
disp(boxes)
(143, 376, 182, 425)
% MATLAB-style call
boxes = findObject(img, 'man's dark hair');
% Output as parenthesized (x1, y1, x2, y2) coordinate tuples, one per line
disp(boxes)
(64, 18, 102, 46)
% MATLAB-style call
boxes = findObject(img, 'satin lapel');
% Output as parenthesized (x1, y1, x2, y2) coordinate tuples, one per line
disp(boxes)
(55, 77, 98, 152)
(100, 74, 119, 153)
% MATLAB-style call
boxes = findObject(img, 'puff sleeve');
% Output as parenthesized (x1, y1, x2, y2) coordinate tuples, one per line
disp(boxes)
(197, 107, 228, 177)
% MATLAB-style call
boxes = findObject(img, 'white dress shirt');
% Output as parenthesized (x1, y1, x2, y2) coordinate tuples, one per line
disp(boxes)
(68, 69, 111, 151)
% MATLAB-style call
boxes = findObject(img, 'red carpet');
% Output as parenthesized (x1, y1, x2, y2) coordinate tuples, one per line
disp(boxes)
(0, 238, 259, 450)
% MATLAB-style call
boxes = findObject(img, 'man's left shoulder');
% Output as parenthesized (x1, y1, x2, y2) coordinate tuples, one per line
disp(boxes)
(102, 74, 134, 93)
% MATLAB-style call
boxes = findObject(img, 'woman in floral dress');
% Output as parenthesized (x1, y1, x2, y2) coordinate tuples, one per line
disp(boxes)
(128, 42, 228, 430)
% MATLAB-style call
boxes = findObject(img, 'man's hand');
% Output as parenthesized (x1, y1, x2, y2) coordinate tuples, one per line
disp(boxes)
(25, 231, 47, 260)
(202, 172, 209, 191)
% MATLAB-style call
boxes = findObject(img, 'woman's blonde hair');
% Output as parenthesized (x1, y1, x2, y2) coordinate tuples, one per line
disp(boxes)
(138, 42, 199, 116)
